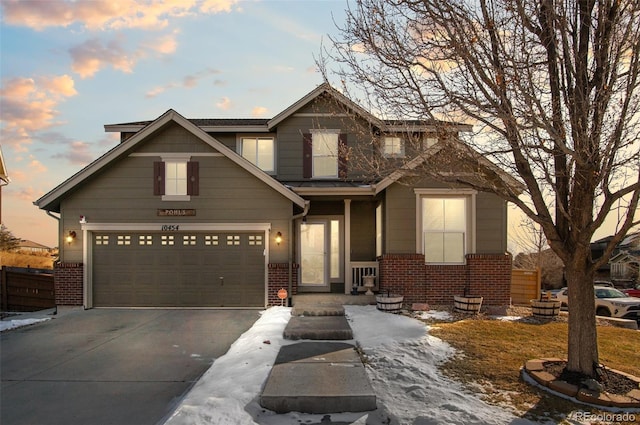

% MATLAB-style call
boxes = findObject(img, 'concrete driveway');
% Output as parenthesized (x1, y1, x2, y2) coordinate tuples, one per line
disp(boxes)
(1, 308, 259, 425)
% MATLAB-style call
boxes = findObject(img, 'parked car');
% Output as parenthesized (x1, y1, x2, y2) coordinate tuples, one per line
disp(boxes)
(552, 285, 640, 320)
(623, 283, 640, 298)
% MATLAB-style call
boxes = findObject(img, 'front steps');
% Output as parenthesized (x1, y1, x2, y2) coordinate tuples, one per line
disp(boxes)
(259, 299, 377, 414)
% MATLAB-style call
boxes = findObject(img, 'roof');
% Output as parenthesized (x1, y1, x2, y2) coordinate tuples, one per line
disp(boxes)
(0, 145, 9, 186)
(18, 239, 51, 250)
(104, 83, 471, 135)
(35, 109, 307, 212)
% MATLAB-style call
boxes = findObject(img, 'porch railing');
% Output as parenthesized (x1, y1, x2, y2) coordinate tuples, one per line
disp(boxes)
(351, 261, 379, 292)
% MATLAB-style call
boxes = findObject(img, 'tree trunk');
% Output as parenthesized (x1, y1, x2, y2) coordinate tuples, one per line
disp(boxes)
(565, 248, 599, 377)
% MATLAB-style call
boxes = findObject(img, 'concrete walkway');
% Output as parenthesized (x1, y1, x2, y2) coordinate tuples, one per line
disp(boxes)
(260, 301, 377, 414)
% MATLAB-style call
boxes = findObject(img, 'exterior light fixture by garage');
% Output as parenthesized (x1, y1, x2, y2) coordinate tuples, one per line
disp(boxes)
(66, 230, 76, 245)
(275, 231, 283, 245)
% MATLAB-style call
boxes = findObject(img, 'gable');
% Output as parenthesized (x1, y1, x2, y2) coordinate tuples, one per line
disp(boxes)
(35, 109, 305, 212)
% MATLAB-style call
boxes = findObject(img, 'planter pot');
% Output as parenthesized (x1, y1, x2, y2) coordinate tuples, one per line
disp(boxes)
(454, 295, 483, 314)
(376, 294, 404, 313)
(530, 299, 562, 319)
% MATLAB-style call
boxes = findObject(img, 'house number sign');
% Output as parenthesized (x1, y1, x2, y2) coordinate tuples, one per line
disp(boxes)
(161, 225, 180, 231)
(157, 209, 196, 217)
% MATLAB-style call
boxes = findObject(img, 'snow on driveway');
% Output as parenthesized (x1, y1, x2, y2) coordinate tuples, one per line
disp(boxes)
(164, 305, 538, 425)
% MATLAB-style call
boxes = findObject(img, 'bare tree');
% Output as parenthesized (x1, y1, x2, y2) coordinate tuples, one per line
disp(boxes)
(322, 0, 640, 377)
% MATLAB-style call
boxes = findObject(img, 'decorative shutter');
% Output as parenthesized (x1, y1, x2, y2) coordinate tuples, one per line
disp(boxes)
(303, 133, 312, 179)
(338, 133, 348, 179)
(187, 161, 199, 196)
(153, 161, 165, 196)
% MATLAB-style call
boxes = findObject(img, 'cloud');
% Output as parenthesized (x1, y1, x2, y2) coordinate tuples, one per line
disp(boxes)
(51, 141, 94, 166)
(252, 106, 268, 117)
(28, 157, 47, 174)
(216, 97, 233, 111)
(69, 37, 137, 78)
(0, 75, 77, 151)
(146, 68, 221, 98)
(1, 0, 240, 31)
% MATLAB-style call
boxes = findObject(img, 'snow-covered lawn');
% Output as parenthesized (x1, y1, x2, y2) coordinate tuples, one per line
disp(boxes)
(164, 305, 539, 425)
(0, 317, 50, 332)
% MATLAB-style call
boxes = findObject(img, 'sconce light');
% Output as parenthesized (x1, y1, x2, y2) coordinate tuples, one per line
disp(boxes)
(275, 231, 283, 245)
(66, 231, 76, 245)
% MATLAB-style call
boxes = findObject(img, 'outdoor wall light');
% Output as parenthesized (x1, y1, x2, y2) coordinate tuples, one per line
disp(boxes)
(66, 230, 76, 245)
(275, 232, 283, 245)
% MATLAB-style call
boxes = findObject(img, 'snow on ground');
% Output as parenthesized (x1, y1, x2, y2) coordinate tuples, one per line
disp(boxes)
(165, 306, 540, 425)
(0, 317, 50, 332)
(417, 310, 454, 321)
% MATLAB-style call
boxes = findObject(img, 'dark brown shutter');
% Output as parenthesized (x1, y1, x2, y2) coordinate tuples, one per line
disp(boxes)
(153, 161, 165, 195)
(303, 133, 312, 179)
(187, 161, 199, 196)
(338, 133, 348, 179)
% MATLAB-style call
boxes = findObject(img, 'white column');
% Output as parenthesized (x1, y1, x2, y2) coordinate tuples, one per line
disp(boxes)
(344, 199, 351, 294)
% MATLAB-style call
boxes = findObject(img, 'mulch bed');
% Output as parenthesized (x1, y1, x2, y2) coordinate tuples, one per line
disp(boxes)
(544, 360, 638, 396)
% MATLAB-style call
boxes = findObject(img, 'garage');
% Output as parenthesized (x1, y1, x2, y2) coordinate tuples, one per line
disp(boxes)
(92, 231, 266, 307)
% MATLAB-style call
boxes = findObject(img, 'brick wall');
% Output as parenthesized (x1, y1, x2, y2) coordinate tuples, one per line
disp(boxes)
(267, 263, 298, 306)
(54, 262, 83, 306)
(378, 253, 512, 307)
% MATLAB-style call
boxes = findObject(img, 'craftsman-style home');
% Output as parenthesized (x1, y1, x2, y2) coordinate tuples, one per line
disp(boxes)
(35, 84, 517, 308)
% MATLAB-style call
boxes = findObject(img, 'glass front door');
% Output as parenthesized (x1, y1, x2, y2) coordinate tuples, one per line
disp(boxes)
(300, 222, 327, 287)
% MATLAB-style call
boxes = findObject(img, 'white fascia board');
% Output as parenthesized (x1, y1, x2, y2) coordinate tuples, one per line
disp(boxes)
(291, 186, 374, 196)
(199, 125, 269, 133)
(81, 222, 272, 232)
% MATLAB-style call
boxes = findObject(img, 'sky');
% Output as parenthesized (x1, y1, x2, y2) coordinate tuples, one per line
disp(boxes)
(0, 0, 348, 247)
(0, 0, 631, 250)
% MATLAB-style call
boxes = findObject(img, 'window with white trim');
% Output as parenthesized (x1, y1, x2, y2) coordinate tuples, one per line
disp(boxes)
(165, 161, 187, 196)
(312, 132, 339, 178)
(382, 136, 404, 158)
(417, 192, 475, 264)
(240, 137, 275, 172)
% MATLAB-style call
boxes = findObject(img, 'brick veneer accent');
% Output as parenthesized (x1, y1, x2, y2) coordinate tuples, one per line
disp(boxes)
(378, 253, 512, 307)
(54, 262, 83, 306)
(267, 263, 298, 306)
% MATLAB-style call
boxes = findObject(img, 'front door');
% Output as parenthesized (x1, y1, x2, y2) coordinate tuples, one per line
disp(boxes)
(298, 217, 343, 292)
(300, 222, 329, 290)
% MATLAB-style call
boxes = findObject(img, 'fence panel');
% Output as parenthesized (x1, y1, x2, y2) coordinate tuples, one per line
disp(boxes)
(511, 268, 540, 305)
(1, 267, 55, 312)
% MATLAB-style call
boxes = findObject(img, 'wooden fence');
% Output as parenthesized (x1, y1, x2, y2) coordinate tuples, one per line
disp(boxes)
(511, 268, 541, 305)
(1, 266, 55, 312)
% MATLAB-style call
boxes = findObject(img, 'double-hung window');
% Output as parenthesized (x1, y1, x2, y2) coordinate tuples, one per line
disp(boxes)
(382, 136, 404, 158)
(312, 131, 339, 178)
(417, 190, 476, 264)
(154, 156, 199, 201)
(240, 136, 275, 173)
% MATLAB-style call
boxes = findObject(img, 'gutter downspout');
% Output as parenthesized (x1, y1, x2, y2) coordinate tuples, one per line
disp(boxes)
(289, 200, 310, 306)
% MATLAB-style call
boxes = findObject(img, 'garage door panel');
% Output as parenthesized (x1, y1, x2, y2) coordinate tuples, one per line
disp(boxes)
(93, 231, 265, 307)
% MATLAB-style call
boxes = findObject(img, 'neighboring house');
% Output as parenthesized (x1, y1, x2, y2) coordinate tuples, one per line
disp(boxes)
(592, 231, 640, 285)
(17, 239, 51, 253)
(0, 145, 10, 225)
(34, 84, 517, 309)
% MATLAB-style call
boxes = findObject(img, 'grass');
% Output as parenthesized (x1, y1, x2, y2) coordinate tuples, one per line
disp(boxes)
(425, 317, 640, 424)
(0, 250, 55, 269)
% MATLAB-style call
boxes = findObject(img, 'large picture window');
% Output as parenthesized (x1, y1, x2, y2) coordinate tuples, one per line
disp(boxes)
(420, 194, 473, 264)
(240, 137, 275, 172)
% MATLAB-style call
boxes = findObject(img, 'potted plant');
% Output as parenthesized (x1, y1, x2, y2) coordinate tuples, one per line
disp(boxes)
(530, 292, 562, 319)
(454, 284, 483, 314)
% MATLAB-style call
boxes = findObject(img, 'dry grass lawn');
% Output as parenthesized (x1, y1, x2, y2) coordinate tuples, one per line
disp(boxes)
(0, 250, 55, 269)
(425, 316, 640, 424)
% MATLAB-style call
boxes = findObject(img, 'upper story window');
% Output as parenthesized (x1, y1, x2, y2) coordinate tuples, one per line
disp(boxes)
(303, 130, 347, 179)
(240, 137, 275, 173)
(383, 136, 405, 158)
(154, 156, 199, 201)
(312, 132, 339, 178)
